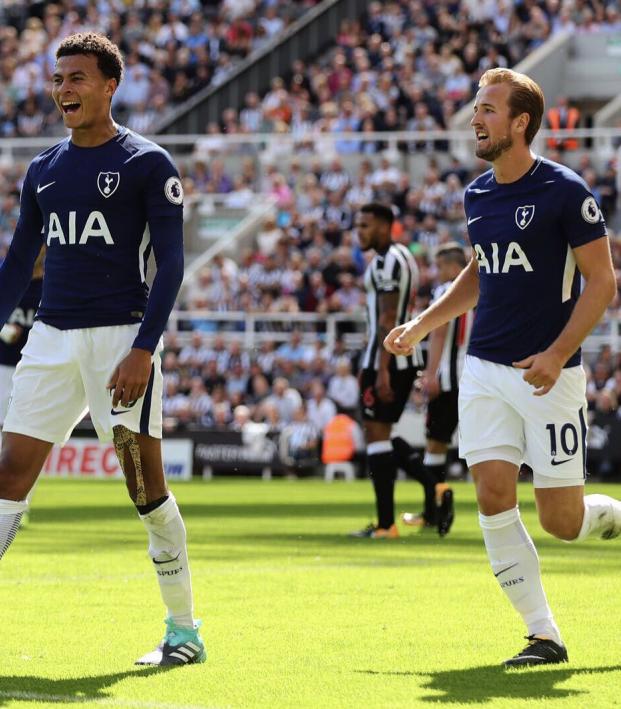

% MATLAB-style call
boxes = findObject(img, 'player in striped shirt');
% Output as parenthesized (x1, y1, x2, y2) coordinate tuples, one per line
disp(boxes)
(350, 203, 422, 538)
(397, 243, 473, 536)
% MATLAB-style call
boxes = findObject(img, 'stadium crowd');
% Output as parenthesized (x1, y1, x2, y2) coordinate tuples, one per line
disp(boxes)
(163, 0, 621, 144)
(0, 0, 315, 137)
(1, 147, 621, 442)
(2, 0, 621, 139)
(1, 0, 621, 465)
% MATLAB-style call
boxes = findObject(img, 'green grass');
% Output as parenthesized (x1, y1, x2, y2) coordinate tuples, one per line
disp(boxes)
(1, 477, 620, 708)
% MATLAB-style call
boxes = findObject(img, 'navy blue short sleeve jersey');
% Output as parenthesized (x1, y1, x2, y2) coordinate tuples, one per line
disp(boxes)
(0, 276, 42, 367)
(464, 157, 607, 367)
(0, 126, 184, 352)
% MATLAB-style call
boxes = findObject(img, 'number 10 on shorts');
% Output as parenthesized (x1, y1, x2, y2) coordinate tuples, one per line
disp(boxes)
(546, 422, 579, 458)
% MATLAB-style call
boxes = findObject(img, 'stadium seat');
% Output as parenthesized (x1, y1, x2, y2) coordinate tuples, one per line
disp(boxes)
(324, 461, 355, 482)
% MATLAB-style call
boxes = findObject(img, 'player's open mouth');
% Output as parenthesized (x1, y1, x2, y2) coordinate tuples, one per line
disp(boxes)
(61, 101, 81, 114)
(476, 131, 488, 142)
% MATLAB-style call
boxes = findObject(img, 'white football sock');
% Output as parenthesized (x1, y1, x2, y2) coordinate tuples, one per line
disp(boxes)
(0, 498, 28, 560)
(139, 494, 195, 629)
(575, 494, 621, 541)
(479, 507, 562, 645)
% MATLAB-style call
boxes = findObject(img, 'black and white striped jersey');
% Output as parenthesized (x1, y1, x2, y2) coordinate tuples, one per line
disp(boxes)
(432, 280, 474, 392)
(362, 242, 422, 371)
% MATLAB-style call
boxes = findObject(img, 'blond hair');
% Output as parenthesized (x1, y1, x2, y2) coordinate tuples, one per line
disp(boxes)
(479, 68, 544, 145)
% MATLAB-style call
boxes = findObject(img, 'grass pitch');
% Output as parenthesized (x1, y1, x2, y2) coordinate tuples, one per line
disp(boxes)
(0, 477, 620, 708)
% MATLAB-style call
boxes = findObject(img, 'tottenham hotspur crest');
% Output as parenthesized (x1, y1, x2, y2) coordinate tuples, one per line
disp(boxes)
(515, 205, 535, 230)
(97, 172, 120, 198)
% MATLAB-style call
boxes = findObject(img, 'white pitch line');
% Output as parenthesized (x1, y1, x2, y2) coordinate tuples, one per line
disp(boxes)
(0, 690, 228, 709)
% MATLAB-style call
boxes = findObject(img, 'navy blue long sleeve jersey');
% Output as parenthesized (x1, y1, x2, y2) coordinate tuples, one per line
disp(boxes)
(0, 126, 184, 353)
(464, 156, 607, 368)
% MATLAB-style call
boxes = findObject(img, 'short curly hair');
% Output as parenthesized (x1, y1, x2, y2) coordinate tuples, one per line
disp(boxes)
(56, 32, 124, 85)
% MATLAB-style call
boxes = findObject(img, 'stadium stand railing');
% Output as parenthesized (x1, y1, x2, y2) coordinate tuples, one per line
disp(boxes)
(167, 309, 366, 349)
(166, 308, 620, 363)
(3, 126, 621, 164)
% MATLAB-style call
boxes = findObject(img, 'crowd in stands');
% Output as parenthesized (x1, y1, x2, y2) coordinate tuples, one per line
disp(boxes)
(0, 0, 315, 137)
(1, 145, 621, 437)
(2, 0, 621, 140)
(178, 147, 619, 311)
(2, 0, 621, 468)
(172, 139, 621, 438)
(160, 327, 373, 468)
(186, 0, 621, 146)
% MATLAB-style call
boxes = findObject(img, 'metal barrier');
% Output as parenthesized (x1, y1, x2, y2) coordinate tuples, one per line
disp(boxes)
(166, 308, 619, 364)
(2, 127, 621, 164)
(167, 309, 367, 351)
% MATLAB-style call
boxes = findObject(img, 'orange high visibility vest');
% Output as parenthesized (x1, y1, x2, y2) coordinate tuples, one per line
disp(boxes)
(322, 414, 356, 463)
(547, 107, 579, 150)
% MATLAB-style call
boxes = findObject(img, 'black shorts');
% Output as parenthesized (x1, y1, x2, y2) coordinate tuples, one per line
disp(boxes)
(426, 389, 458, 443)
(360, 367, 416, 423)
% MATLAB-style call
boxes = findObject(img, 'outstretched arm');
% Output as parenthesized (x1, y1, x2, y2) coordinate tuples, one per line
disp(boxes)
(384, 257, 479, 355)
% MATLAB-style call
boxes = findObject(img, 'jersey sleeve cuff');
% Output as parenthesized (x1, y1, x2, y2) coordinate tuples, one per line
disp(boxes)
(131, 334, 157, 354)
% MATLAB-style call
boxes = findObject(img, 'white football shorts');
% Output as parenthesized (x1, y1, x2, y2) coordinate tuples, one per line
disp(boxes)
(0, 364, 15, 426)
(459, 355, 588, 488)
(3, 322, 163, 443)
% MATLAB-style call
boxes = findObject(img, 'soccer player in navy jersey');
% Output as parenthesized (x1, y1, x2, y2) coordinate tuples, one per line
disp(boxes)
(0, 33, 205, 666)
(385, 68, 621, 667)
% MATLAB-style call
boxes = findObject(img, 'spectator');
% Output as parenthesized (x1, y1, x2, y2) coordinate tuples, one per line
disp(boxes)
(280, 405, 320, 471)
(327, 357, 360, 415)
(276, 331, 310, 367)
(546, 96, 580, 152)
(178, 331, 211, 372)
(264, 376, 303, 424)
(306, 379, 337, 430)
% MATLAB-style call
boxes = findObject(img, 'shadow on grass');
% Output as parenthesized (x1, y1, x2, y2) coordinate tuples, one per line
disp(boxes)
(356, 664, 621, 703)
(16, 508, 621, 568)
(0, 666, 173, 706)
(25, 488, 503, 523)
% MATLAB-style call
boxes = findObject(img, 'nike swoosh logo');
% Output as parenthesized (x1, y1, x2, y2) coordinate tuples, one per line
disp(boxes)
(470, 188, 491, 193)
(153, 552, 181, 565)
(551, 458, 572, 466)
(467, 216, 483, 225)
(111, 409, 130, 416)
(494, 563, 519, 578)
(37, 181, 55, 194)
(544, 180, 555, 184)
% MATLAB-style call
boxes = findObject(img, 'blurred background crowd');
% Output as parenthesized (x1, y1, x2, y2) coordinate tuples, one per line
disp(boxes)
(1, 0, 621, 474)
(2, 0, 621, 138)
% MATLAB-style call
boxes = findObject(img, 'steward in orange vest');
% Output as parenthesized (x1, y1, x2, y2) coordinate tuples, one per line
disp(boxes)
(321, 414, 357, 463)
(546, 103, 580, 150)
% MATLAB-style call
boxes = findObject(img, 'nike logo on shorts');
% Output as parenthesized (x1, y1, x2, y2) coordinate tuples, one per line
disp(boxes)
(551, 458, 572, 466)
(467, 216, 483, 225)
(111, 399, 138, 415)
(37, 181, 55, 193)
(494, 563, 518, 578)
